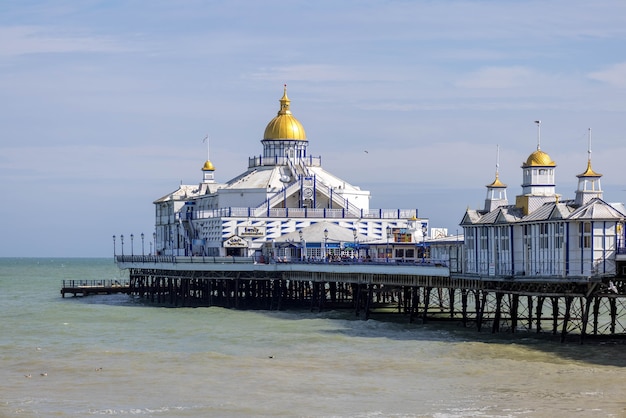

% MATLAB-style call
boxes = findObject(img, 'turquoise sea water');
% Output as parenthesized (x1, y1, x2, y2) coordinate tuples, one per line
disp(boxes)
(1, 258, 626, 417)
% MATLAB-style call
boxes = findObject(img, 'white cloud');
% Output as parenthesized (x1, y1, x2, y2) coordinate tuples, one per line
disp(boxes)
(456, 66, 537, 89)
(588, 62, 626, 88)
(0, 26, 130, 57)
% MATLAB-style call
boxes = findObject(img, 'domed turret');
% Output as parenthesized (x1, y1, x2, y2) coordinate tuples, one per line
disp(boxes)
(263, 85, 307, 141)
(523, 149, 556, 167)
(575, 128, 603, 205)
(202, 160, 215, 171)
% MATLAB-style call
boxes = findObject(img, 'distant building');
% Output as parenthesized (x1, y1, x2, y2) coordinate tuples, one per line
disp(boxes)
(460, 127, 626, 279)
(153, 87, 428, 260)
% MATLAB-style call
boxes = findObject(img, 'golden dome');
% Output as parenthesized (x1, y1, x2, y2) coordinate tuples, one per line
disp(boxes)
(522, 149, 556, 167)
(486, 173, 507, 188)
(202, 160, 215, 171)
(263, 85, 307, 141)
(577, 160, 601, 178)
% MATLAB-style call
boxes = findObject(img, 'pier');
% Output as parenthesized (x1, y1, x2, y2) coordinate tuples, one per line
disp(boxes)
(113, 255, 626, 342)
(60, 279, 130, 298)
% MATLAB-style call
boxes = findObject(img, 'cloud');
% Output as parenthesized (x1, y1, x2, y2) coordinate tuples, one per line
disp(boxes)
(249, 64, 355, 82)
(0, 26, 129, 57)
(588, 62, 626, 88)
(455, 66, 537, 89)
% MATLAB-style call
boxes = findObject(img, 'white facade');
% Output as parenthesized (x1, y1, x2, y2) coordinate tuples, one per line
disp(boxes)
(461, 134, 626, 280)
(153, 88, 428, 257)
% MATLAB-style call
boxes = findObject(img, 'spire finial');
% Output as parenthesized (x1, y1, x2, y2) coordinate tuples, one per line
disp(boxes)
(205, 134, 210, 161)
(495, 144, 500, 176)
(278, 84, 291, 115)
(587, 128, 591, 162)
(534, 120, 541, 150)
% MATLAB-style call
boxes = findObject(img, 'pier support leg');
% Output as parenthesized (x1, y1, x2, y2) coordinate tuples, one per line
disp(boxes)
(476, 291, 488, 332)
(551, 297, 559, 335)
(364, 284, 373, 320)
(580, 296, 593, 345)
(560, 296, 572, 343)
(409, 286, 419, 323)
(536, 296, 545, 333)
(610, 297, 617, 335)
(593, 296, 601, 335)
(422, 287, 432, 324)
(461, 289, 468, 328)
(527, 296, 533, 331)
(492, 292, 503, 334)
(449, 288, 455, 319)
(510, 294, 519, 333)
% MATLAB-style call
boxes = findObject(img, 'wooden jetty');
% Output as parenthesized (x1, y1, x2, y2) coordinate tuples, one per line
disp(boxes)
(60, 279, 130, 297)
(110, 255, 626, 342)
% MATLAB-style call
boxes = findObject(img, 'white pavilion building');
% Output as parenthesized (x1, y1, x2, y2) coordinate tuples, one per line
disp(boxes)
(461, 126, 626, 279)
(153, 87, 428, 261)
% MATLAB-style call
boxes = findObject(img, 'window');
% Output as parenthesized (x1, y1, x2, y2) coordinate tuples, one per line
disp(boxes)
(465, 228, 475, 250)
(554, 223, 564, 248)
(539, 223, 549, 249)
(581, 222, 592, 248)
(480, 227, 488, 250)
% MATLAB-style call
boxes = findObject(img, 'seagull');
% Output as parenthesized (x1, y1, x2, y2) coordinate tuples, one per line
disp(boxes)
(24, 374, 32, 378)
(40, 372, 47, 377)
(608, 281, 618, 293)
(364, 150, 368, 153)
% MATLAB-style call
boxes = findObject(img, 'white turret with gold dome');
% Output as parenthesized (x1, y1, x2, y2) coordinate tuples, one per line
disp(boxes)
(484, 145, 509, 212)
(261, 85, 308, 163)
(515, 121, 559, 215)
(201, 135, 216, 184)
(575, 128, 603, 206)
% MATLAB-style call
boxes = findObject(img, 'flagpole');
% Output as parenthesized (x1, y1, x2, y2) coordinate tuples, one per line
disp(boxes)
(203, 134, 210, 161)
(534, 120, 541, 150)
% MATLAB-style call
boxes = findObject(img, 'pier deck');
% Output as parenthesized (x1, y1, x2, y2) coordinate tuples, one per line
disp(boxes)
(59, 256, 626, 341)
(61, 279, 130, 297)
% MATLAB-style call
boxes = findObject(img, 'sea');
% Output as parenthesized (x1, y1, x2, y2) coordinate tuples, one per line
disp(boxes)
(1, 258, 625, 418)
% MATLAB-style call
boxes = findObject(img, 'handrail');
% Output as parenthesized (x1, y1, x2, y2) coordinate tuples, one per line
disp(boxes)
(61, 279, 130, 288)
(115, 254, 446, 266)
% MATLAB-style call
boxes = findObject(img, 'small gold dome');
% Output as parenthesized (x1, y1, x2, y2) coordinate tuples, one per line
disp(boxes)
(577, 160, 601, 178)
(522, 149, 556, 167)
(263, 85, 307, 141)
(486, 173, 507, 188)
(202, 160, 215, 171)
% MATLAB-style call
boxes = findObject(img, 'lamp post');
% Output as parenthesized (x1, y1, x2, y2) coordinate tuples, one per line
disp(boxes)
(120, 234, 124, 256)
(176, 224, 180, 255)
(141, 232, 145, 256)
(298, 229, 305, 262)
(112, 235, 116, 258)
(149, 241, 153, 256)
(324, 228, 329, 262)
(422, 224, 428, 263)
(386, 226, 392, 262)
(153, 232, 156, 255)
(130, 233, 134, 257)
(170, 229, 174, 256)
(353, 227, 357, 260)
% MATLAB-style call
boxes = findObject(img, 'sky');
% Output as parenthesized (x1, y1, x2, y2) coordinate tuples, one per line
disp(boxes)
(1, 0, 625, 257)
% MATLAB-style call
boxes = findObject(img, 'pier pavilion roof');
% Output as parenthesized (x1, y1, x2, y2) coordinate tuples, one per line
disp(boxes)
(274, 221, 369, 244)
(568, 198, 626, 220)
(522, 202, 573, 222)
(462, 197, 625, 227)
